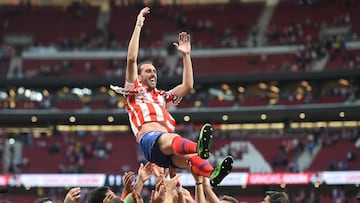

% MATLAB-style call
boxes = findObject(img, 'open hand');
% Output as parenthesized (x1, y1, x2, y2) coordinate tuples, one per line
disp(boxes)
(63, 187, 81, 203)
(136, 7, 150, 27)
(173, 32, 191, 55)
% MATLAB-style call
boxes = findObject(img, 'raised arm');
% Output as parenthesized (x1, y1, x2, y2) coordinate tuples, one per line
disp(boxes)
(202, 177, 221, 203)
(121, 171, 135, 200)
(164, 174, 181, 203)
(193, 174, 206, 203)
(126, 7, 150, 83)
(171, 32, 194, 97)
(134, 162, 153, 194)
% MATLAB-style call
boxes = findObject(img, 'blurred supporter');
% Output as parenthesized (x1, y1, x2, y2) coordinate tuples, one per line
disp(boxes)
(332, 187, 347, 203)
(0, 45, 14, 78)
(347, 150, 357, 161)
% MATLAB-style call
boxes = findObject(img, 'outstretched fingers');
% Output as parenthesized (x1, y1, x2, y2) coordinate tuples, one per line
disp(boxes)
(136, 7, 150, 27)
(173, 32, 191, 55)
(180, 32, 190, 43)
(64, 187, 81, 203)
(140, 7, 150, 16)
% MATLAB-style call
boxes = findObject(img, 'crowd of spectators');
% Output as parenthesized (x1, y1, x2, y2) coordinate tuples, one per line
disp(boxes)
(57, 131, 113, 173)
(0, 130, 116, 174)
(1, 42, 359, 81)
(201, 125, 360, 173)
(264, 10, 355, 46)
(0, 119, 359, 202)
(1, 124, 358, 176)
(0, 78, 358, 111)
(0, 0, 359, 81)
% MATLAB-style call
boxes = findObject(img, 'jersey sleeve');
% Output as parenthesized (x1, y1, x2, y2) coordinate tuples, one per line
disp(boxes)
(110, 80, 136, 96)
(124, 79, 135, 91)
(160, 90, 183, 108)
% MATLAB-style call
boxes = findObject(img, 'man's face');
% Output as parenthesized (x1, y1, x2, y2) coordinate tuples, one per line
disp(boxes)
(139, 63, 157, 90)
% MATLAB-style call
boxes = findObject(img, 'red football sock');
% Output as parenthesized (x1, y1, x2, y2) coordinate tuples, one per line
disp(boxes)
(191, 165, 212, 177)
(171, 136, 197, 154)
(189, 156, 213, 177)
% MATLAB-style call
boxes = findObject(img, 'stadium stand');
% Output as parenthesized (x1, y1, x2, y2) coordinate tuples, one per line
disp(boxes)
(21, 133, 138, 174)
(0, 4, 100, 45)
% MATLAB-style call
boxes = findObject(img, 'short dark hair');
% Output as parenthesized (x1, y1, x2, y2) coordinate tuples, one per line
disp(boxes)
(33, 197, 52, 203)
(137, 61, 153, 75)
(222, 195, 239, 203)
(109, 197, 125, 203)
(267, 191, 289, 203)
(87, 186, 110, 203)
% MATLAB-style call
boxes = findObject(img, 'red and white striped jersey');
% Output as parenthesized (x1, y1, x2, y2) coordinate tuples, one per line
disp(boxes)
(111, 79, 182, 136)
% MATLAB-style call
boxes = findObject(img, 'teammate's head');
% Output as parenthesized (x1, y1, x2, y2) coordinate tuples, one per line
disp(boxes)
(87, 186, 113, 203)
(34, 197, 52, 203)
(264, 191, 289, 203)
(221, 195, 239, 203)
